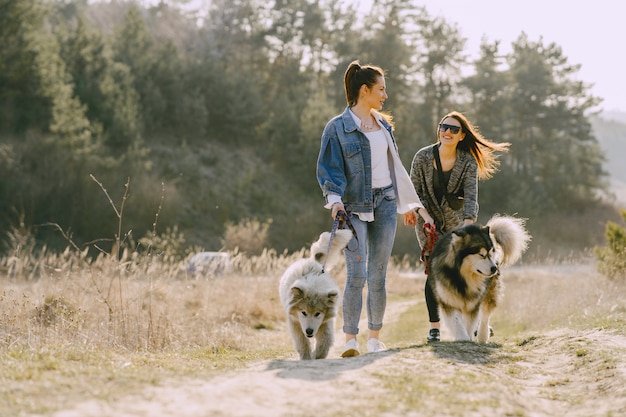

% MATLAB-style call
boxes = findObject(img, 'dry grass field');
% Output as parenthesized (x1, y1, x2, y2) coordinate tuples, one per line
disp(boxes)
(1, 244, 625, 417)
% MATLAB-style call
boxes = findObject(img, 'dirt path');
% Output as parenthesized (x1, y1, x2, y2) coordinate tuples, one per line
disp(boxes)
(44, 298, 626, 417)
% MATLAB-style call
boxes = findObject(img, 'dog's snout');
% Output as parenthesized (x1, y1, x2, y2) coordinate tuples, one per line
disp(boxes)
(491, 265, 498, 275)
(306, 328, 314, 337)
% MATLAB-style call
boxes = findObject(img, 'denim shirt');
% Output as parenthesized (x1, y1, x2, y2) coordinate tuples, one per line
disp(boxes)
(317, 107, 421, 214)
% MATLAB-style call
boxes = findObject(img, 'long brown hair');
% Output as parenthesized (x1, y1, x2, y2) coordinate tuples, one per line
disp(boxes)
(439, 111, 510, 180)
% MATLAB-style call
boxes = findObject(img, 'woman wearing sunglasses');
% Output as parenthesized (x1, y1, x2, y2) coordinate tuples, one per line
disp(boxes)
(404, 111, 510, 342)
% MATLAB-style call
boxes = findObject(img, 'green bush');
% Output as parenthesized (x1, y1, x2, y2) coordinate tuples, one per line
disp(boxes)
(594, 209, 626, 280)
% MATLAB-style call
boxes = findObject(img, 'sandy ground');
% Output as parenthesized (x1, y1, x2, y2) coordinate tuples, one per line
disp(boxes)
(41, 297, 626, 417)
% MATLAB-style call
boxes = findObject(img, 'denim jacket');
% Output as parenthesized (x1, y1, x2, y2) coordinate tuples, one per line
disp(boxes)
(317, 107, 422, 214)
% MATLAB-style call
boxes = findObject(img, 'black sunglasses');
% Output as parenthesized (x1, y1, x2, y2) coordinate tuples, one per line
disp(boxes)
(439, 123, 461, 134)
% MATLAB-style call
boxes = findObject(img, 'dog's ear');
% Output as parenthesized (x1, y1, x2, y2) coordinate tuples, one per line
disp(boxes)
(327, 290, 338, 305)
(290, 286, 304, 303)
(449, 229, 466, 248)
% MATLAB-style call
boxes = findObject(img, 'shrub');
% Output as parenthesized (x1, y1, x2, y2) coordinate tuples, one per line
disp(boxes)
(137, 225, 190, 261)
(594, 208, 626, 280)
(221, 218, 272, 256)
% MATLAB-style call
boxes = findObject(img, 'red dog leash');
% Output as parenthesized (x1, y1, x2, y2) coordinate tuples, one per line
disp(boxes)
(421, 223, 439, 275)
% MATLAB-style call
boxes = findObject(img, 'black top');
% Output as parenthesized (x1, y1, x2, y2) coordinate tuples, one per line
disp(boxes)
(433, 165, 451, 204)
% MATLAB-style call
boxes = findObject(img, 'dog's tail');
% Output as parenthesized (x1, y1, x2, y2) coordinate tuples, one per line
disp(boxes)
(310, 229, 353, 269)
(487, 215, 531, 266)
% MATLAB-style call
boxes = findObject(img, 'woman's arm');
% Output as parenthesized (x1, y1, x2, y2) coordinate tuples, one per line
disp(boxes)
(406, 149, 434, 226)
(462, 158, 479, 221)
(316, 123, 347, 199)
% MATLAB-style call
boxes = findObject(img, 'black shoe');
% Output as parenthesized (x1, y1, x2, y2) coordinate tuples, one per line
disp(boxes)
(427, 328, 440, 342)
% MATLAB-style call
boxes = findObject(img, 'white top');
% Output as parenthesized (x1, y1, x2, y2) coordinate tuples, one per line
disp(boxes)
(364, 128, 392, 189)
(326, 110, 423, 221)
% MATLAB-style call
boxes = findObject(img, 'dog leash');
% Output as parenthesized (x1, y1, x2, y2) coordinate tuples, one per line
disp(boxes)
(322, 210, 359, 273)
(421, 223, 439, 275)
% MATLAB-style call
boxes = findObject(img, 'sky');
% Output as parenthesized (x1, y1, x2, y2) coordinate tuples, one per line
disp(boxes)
(409, 0, 624, 113)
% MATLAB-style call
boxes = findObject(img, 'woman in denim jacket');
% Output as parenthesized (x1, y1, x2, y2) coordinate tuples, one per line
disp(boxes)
(317, 60, 424, 357)
(406, 111, 510, 342)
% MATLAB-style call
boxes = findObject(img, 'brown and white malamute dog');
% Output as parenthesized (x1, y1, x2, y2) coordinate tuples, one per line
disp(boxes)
(429, 215, 531, 342)
(279, 229, 352, 360)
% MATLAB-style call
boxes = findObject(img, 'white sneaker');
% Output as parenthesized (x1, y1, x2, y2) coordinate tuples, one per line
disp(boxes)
(366, 338, 387, 353)
(340, 339, 360, 358)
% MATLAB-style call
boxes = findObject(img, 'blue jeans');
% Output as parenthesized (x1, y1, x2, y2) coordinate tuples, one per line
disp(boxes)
(342, 185, 397, 335)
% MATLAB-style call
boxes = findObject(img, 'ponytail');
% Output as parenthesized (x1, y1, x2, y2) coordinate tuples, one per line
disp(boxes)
(343, 60, 384, 107)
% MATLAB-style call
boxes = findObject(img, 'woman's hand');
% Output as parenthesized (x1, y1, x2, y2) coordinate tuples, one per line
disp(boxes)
(331, 202, 345, 219)
(403, 210, 417, 226)
(463, 219, 475, 226)
(419, 208, 434, 227)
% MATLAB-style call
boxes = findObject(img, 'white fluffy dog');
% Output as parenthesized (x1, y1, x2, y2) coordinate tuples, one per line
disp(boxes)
(279, 229, 352, 360)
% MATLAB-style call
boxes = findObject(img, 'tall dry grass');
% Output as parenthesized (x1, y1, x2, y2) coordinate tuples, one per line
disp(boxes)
(2, 211, 620, 357)
(1, 247, 281, 352)
(0, 238, 424, 353)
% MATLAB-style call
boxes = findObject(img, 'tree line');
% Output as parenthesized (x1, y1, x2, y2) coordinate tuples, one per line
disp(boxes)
(0, 0, 616, 259)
